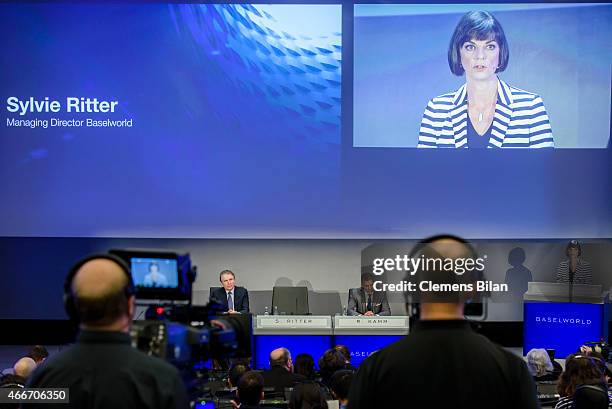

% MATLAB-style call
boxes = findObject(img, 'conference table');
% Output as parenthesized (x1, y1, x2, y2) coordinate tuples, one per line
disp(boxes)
(252, 315, 409, 368)
(251, 314, 563, 407)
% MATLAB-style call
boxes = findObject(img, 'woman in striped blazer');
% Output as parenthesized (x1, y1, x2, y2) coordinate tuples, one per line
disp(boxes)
(555, 240, 593, 285)
(418, 11, 554, 148)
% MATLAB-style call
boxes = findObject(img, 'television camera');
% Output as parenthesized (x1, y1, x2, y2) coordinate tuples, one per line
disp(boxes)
(108, 249, 251, 371)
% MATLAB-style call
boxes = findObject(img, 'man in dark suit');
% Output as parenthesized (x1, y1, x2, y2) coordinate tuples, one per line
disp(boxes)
(347, 272, 391, 316)
(261, 348, 306, 395)
(210, 269, 250, 314)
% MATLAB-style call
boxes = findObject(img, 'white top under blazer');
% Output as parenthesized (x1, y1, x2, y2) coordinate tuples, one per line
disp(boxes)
(417, 78, 554, 148)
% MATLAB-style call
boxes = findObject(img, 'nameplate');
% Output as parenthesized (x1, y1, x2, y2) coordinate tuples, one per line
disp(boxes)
(257, 316, 331, 329)
(335, 316, 409, 329)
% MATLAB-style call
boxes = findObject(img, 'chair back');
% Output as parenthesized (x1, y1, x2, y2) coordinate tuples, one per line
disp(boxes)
(573, 384, 609, 409)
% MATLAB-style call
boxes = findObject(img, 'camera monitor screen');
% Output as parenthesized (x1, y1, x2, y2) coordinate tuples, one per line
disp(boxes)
(131, 257, 179, 289)
(110, 249, 192, 301)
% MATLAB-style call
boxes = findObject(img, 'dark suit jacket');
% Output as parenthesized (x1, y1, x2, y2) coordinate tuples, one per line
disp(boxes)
(26, 331, 189, 409)
(209, 286, 250, 314)
(347, 288, 391, 316)
(261, 366, 306, 394)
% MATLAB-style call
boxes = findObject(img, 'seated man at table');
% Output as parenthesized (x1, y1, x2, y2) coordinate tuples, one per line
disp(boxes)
(261, 348, 306, 395)
(347, 272, 391, 316)
(556, 240, 593, 285)
(210, 269, 250, 314)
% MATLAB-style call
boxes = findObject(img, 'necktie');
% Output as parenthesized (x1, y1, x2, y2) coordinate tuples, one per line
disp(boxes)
(227, 292, 234, 311)
(367, 294, 372, 312)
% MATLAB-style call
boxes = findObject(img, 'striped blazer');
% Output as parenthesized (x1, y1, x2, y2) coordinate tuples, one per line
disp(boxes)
(555, 258, 593, 285)
(418, 78, 554, 148)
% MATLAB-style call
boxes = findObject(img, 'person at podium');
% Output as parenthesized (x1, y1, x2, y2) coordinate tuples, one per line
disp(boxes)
(556, 240, 593, 285)
(347, 272, 391, 316)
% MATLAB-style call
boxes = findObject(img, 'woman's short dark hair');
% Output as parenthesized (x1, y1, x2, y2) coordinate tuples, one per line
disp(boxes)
(448, 11, 509, 76)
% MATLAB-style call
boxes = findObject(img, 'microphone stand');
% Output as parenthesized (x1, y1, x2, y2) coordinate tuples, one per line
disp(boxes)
(569, 270, 575, 304)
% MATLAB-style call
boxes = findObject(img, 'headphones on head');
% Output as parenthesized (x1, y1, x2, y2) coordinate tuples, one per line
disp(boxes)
(63, 253, 135, 322)
(403, 234, 481, 305)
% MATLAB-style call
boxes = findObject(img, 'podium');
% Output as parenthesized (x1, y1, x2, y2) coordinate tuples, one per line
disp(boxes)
(523, 282, 609, 357)
(253, 315, 333, 335)
(524, 282, 604, 303)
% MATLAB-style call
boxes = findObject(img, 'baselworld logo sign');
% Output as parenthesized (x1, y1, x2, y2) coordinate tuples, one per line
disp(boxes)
(535, 316, 592, 326)
(351, 350, 373, 358)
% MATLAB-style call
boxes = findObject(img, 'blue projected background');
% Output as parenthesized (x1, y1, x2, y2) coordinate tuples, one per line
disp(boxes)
(354, 4, 612, 148)
(0, 4, 341, 238)
(524, 301, 606, 358)
(254, 335, 332, 370)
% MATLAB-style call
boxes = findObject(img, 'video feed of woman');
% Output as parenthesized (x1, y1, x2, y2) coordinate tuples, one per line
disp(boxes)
(353, 4, 612, 148)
